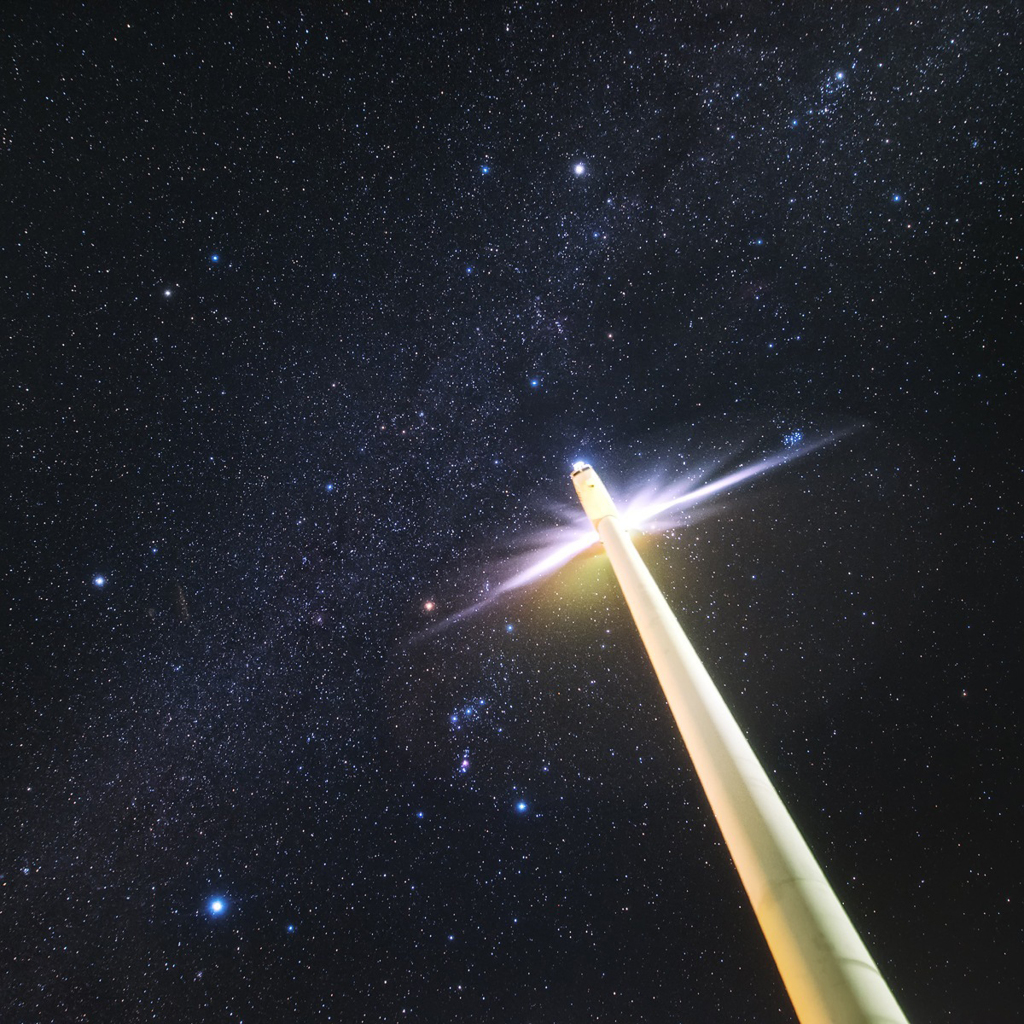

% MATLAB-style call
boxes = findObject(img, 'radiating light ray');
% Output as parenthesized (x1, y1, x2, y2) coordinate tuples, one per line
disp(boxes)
(416, 530, 595, 640)
(622, 433, 836, 529)
(420, 433, 840, 640)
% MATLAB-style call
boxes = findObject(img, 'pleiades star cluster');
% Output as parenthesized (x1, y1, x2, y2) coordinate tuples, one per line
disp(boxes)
(3, 4, 1019, 1022)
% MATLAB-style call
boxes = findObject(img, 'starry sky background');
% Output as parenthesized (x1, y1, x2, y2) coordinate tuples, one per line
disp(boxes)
(3, 3, 1020, 1021)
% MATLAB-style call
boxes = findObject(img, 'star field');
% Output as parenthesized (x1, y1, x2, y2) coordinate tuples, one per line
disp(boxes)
(3, 4, 1020, 1022)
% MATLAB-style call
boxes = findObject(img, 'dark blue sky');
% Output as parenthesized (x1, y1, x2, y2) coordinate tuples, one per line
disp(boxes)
(3, 4, 1019, 1021)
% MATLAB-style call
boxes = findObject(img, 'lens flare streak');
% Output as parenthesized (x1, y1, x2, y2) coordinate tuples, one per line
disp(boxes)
(423, 437, 834, 638)
(424, 531, 595, 634)
(623, 438, 832, 529)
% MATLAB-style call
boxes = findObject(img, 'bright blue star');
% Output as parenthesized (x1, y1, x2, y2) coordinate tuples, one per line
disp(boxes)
(465, 266, 473, 275)
(481, 165, 490, 175)
(835, 71, 845, 81)
(892, 194, 902, 203)
(574, 162, 586, 176)
(505, 623, 515, 633)
(515, 801, 528, 813)
(325, 483, 335, 492)
(210, 253, 220, 263)
(529, 378, 540, 388)
(93, 576, 106, 588)
(287, 924, 296, 933)
(208, 897, 226, 915)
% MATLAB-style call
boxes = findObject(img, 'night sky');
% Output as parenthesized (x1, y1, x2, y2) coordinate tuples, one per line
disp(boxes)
(4, 4, 1020, 1021)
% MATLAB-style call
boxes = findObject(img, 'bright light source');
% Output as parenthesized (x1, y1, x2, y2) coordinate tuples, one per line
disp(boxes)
(418, 434, 843, 642)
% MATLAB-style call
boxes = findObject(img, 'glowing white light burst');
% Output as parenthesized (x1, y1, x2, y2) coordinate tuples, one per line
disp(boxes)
(421, 435, 839, 638)
(419, 530, 596, 636)
(621, 436, 834, 532)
